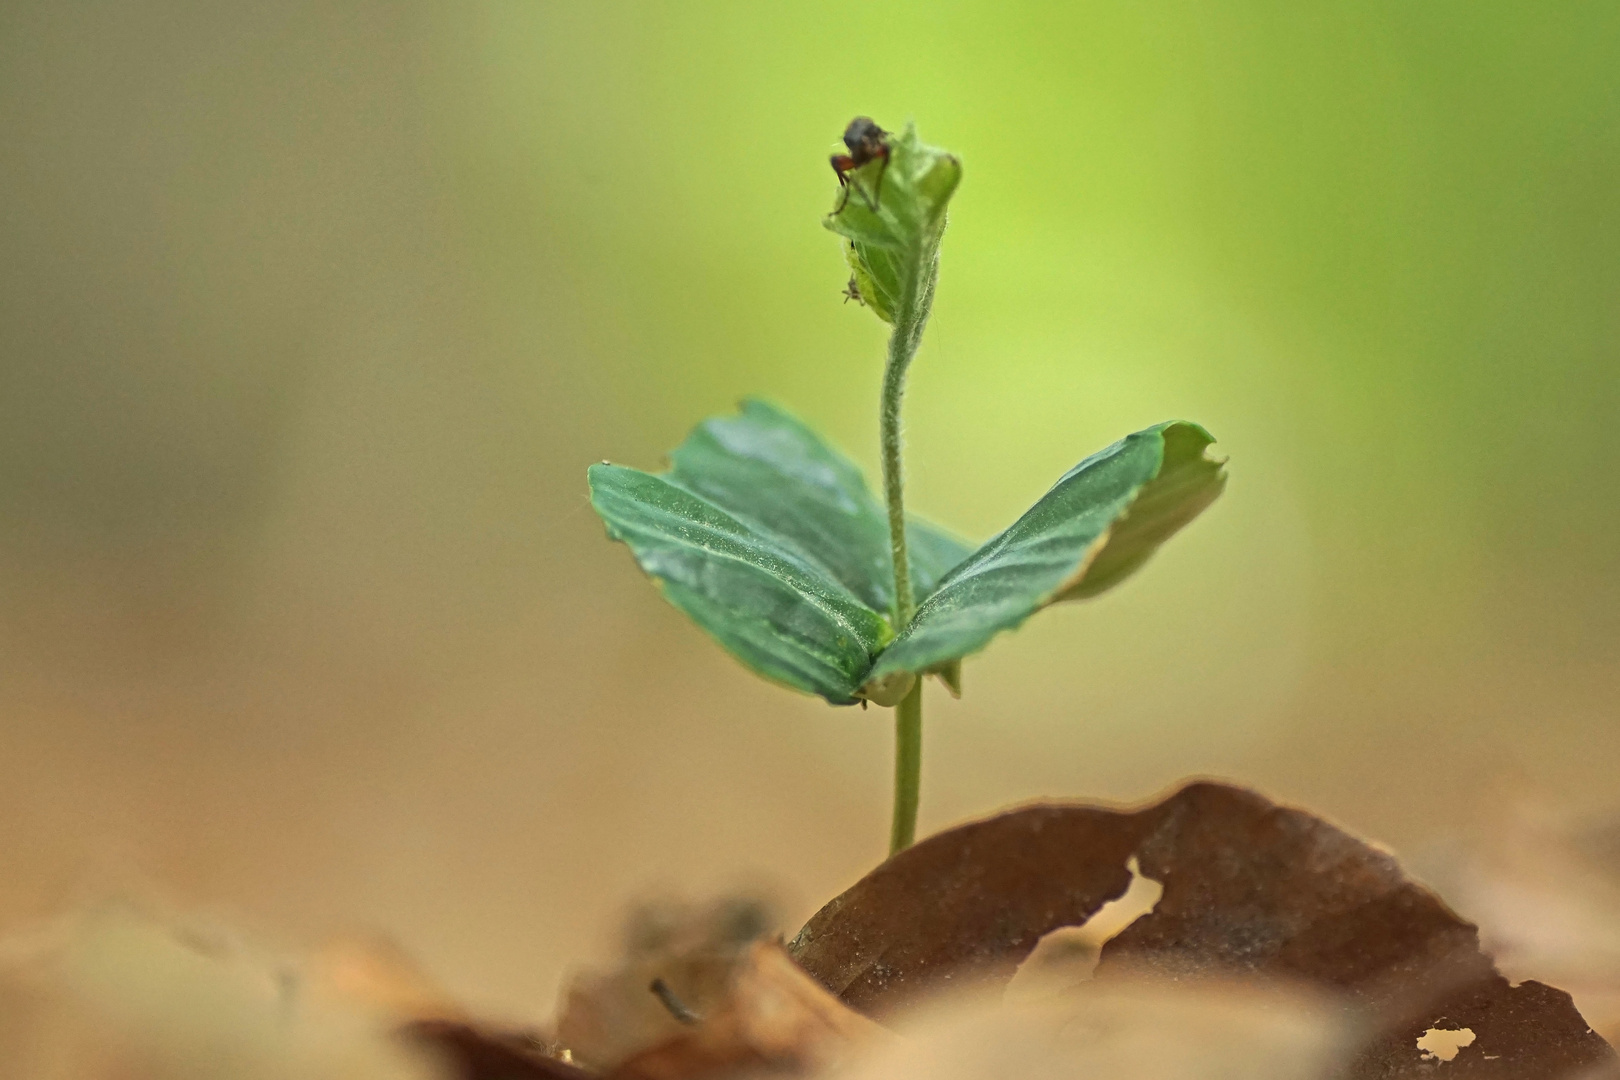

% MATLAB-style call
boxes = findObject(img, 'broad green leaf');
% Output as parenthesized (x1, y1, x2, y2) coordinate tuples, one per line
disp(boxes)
(589, 465, 887, 703)
(665, 399, 970, 612)
(906, 510, 975, 599)
(1056, 423, 1228, 601)
(864, 422, 1226, 689)
(589, 400, 970, 705)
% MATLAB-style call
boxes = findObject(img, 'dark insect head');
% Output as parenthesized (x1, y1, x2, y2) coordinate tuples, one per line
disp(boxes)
(830, 116, 892, 214)
(842, 117, 889, 165)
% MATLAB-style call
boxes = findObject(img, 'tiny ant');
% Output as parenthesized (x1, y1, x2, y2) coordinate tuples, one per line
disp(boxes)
(830, 116, 890, 214)
(842, 276, 864, 305)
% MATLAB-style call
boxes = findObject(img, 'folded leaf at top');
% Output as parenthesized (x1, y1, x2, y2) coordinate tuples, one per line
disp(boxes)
(589, 400, 971, 705)
(824, 122, 961, 324)
(864, 422, 1226, 690)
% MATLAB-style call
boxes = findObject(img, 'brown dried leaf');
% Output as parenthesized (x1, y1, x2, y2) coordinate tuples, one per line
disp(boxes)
(405, 1019, 593, 1080)
(608, 941, 888, 1080)
(789, 781, 1619, 1079)
(310, 933, 591, 1079)
(558, 894, 778, 1070)
(0, 902, 442, 1080)
(1418, 791, 1620, 1044)
(313, 936, 469, 1024)
(830, 976, 1349, 1080)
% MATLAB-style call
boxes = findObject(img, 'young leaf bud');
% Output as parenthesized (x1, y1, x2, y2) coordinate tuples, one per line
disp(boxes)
(825, 121, 962, 326)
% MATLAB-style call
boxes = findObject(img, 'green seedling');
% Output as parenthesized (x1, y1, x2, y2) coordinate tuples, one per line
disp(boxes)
(589, 119, 1227, 855)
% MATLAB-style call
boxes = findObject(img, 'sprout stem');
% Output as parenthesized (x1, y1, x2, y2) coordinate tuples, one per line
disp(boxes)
(881, 296, 927, 855)
(888, 681, 923, 853)
(880, 323, 918, 629)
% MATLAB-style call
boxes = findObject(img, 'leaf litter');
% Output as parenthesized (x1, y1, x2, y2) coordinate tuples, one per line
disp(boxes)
(1416, 785, 1620, 1046)
(4, 782, 1617, 1079)
(790, 781, 1620, 1079)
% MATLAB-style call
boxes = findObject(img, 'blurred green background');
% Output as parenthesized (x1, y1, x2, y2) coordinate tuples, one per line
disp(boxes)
(1, 0, 1616, 1016)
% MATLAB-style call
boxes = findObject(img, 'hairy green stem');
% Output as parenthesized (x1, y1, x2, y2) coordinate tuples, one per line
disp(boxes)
(881, 317, 919, 855)
(889, 680, 922, 853)
(880, 322, 918, 629)
(881, 270, 932, 854)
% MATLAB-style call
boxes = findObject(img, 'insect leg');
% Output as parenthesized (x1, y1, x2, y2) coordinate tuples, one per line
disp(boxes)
(867, 153, 891, 211)
(830, 154, 855, 214)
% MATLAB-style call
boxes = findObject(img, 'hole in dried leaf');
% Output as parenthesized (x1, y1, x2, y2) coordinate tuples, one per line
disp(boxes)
(1416, 1026, 1477, 1062)
(1006, 857, 1163, 999)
